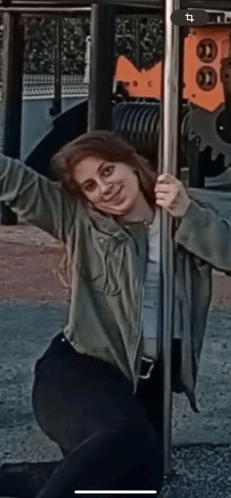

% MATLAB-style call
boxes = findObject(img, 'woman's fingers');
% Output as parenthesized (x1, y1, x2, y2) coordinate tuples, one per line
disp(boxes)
(155, 183, 177, 193)
(156, 173, 178, 185)
(155, 192, 175, 200)
(155, 184, 179, 201)
(156, 193, 178, 208)
(156, 197, 177, 207)
(155, 176, 191, 218)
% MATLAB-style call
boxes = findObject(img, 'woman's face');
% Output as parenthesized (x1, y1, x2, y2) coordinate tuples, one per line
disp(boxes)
(73, 156, 140, 216)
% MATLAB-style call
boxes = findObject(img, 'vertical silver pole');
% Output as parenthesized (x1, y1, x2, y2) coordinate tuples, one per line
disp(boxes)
(159, 0, 180, 475)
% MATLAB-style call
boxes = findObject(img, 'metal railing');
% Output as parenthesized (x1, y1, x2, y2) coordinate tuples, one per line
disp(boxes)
(0, 73, 88, 98)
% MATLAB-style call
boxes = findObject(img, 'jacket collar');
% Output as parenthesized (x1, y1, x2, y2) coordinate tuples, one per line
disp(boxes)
(85, 203, 148, 243)
(86, 204, 129, 241)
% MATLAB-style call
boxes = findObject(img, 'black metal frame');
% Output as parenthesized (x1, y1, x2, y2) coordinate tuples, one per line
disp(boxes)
(1, 0, 231, 11)
(88, 4, 115, 131)
(1, 12, 24, 224)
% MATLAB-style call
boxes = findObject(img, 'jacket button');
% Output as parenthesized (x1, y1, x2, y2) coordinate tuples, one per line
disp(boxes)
(99, 238, 104, 243)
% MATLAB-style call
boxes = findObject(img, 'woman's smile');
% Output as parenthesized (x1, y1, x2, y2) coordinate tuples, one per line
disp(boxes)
(102, 185, 124, 205)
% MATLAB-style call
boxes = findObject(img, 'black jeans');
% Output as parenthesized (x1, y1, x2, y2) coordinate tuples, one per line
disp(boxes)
(32, 332, 164, 497)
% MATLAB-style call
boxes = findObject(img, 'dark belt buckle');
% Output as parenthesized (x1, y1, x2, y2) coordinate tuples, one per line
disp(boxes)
(139, 356, 154, 380)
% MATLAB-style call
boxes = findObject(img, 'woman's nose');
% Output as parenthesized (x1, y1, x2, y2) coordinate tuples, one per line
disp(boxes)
(99, 181, 113, 195)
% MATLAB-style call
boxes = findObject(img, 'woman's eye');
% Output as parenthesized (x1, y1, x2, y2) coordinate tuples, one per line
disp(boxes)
(84, 181, 96, 192)
(103, 165, 115, 177)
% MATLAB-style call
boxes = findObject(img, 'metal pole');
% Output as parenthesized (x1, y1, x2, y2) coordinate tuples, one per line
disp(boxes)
(88, 3, 116, 131)
(50, 17, 62, 116)
(2, 12, 24, 157)
(83, 35, 91, 84)
(159, 0, 180, 475)
(54, 17, 62, 115)
(1, 12, 24, 224)
(134, 17, 140, 69)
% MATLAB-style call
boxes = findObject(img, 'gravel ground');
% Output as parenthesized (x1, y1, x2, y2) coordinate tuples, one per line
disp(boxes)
(1, 445, 231, 498)
(160, 444, 231, 498)
(0, 302, 230, 498)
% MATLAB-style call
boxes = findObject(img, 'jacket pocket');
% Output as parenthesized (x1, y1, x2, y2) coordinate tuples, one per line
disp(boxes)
(77, 229, 125, 296)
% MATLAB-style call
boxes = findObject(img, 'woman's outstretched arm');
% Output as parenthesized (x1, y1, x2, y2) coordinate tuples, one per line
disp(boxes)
(155, 172, 231, 272)
(0, 154, 77, 243)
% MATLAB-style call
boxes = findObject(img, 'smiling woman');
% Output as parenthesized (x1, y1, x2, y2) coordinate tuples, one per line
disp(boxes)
(1, 130, 231, 497)
(52, 130, 157, 211)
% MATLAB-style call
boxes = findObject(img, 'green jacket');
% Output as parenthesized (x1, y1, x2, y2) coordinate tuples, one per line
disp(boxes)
(1, 155, 231, 411)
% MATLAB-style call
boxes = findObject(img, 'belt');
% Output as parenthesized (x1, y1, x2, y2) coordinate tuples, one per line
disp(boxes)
(139, 356, 155, 380)
(60, 334, 155, 380)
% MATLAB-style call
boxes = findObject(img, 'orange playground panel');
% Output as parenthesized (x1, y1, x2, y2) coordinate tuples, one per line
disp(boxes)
(115, 26, 231, 112)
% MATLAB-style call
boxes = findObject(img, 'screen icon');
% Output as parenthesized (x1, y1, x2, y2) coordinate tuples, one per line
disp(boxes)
(185, 12, 194, 23)
(171, 9, 209, 27)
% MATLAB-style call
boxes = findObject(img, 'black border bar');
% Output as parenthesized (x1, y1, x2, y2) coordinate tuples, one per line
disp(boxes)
(0, 0, 231, 10)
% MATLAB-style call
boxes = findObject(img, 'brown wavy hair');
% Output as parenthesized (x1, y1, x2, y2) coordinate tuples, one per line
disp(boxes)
(52, 130, 157, 209)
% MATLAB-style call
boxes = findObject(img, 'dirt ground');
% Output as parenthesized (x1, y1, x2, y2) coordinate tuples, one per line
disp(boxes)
(0, 223, 68, 302)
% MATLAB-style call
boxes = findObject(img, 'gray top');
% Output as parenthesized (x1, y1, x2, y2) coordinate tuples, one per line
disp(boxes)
(142, 208, 160, 361)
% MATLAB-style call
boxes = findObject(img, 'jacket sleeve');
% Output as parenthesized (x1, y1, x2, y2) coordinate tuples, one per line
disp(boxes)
(0, 153, 77, 242)
(175, 199, 231, 272)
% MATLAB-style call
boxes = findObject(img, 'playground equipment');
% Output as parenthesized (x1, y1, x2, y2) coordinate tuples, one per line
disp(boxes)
(8, 3, 231, 188)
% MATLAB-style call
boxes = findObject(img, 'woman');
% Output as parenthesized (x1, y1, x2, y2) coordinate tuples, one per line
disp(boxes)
(1, 130, 231, 497)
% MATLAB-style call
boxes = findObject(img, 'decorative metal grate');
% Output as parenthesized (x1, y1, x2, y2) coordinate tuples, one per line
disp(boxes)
(0, 14, 163, 97)
(115, 15, 163, 70)
(0, 75, 88, 99)
(23, 74, 88, 97)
